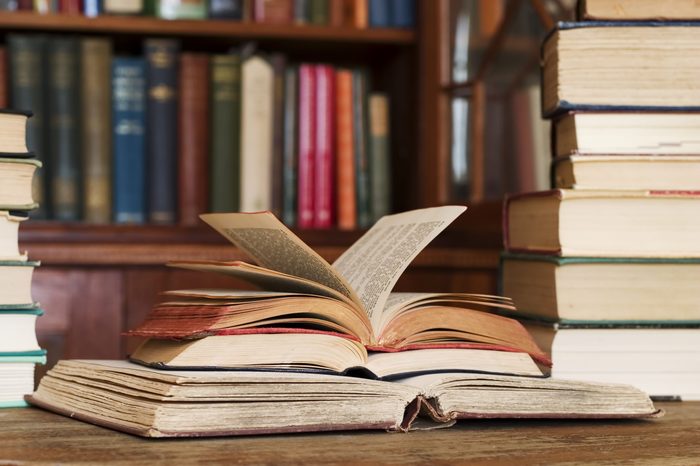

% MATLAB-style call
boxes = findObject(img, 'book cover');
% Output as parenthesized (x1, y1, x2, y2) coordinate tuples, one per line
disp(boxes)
(297, 64, 315, 228)
(253, 0, 292, 23)
(352, 69, 371, 228)
(48, 37, 81, 222)
(112, 57, 147, 224)
(313, 64, 335, 229)
(157, 0, 207, 19)
(368, 93, 390, 221)
(145, 39, 180, 224)
(208, 0, 243, 18)
(335, 69, 356, 230)
(81, 38, 112, 224)
(282, 65, 298, 226)
(177, 53, 209, 227)
(209, 54, 241, 213)
(8, 34, 48, 219)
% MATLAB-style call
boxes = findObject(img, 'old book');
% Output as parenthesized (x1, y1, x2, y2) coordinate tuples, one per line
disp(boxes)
(368, 93, 390, 221)
(209, 54, 241, 213)
(157, 0, 207, 19)
(281, 65, 298, 226)
(504, 190, 700, 257)
(500, 253, 700, 323)
(554, 111, 700, 157)
(81, 38, 112, 224)
(0, 212, 28, 261)
(0, 353, 46, 408)
(253, 0, 292, 23)
(0, 158, 39, 210)
(9, 34, 48, 218)
(297, 64, 315, 228)
(0, 110, 31, 155)
(0, 308, 43, 353)
(525, 321, 700, 400)
(240, 55, 274, 212)
(28, 359, 659, 437)
(145, 39, 179, 224)
(335, 69, 356, 230)
(208, 0, 244, 19)
(313, 64, 334, 229)
(542, 22, 700, 116)
(112, 57, 147, 224)
(578, 0, 700, 21)
(178, 53, 209, 227)
(0, 261, 37, 307)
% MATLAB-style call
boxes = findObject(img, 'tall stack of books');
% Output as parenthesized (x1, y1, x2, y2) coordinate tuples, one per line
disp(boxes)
(501, 0, 700, 401)
(0, 110, 44, 408)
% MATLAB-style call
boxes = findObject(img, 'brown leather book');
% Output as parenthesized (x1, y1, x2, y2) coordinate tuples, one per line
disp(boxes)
(178, 53, 210, 227)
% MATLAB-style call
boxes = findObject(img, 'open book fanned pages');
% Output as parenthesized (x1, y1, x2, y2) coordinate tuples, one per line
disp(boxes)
(27, 360, 661, 438)
(125, 207, 552, 379)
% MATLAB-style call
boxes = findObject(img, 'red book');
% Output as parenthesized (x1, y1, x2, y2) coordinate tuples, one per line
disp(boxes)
(17, 0, 33, 9)
(178, 53, 210, 227)
(314, 65, 335, 229)
(0, 48, 7, 109)
(58, 0, 82, 14)
(253, 0, 292, 23)
(297, 64, 316, 229)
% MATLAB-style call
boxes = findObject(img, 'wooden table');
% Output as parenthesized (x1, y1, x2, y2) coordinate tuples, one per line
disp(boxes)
(1, 403, 698, 465)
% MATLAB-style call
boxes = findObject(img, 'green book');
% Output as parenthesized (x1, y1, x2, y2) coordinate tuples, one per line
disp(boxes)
(209, 53, 241, 213)
(308, 0, 328, 24)
(282, 65, 298, 226)
(368, 93, 391, 222)
(352, 69, 371, 228)
(157, 0, 207, 19)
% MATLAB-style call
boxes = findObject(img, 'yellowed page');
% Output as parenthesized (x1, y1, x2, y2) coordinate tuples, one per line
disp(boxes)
(333, 206, 466, 327)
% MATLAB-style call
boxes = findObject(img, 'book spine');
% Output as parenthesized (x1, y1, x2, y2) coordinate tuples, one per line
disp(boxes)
(103, 0, 143, 14)
(112, 57, 146, 224)
(178, 53, 209, 227)
(335, 69, 356, 230)
(308, 0, 327, 24)
(33, 0, 50, 13)
(81, 38, 112, 224)
(282, 65, 298, 226)
(313, 64, 335, 229)
(293, 0, 308, 23)
(329, 0, 344, 26)
(48, 37, 81, 221)
(240, 55, 274, 212)
(208, 0, 243, 18)
(0, 0, 18, 10)
(352, 69, 371, 228)
(389, 0, 414, 28)
(352, 0, 368, 28)
(58, 0, 81, 13)
(83, 0, 102, 16)
(157, 0, 207, 19)
(17, 0, 31, 9)
(9, 34, 48, 218)
(209, 53, 240, 213)
(368, 0, 390, 27)
(368, 93, 390, 221)
(253, 0, 292, 23)
(270, 54, 286, 220)
(297, 63, 315, 228)
(0, 47, 7, 109)
(145, 39, 179, 224)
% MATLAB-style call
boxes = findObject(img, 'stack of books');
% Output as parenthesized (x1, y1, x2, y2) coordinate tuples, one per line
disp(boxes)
(0, 110, 45, 408)
(501, 0, 700, 400)
(28, 207, 659, 437)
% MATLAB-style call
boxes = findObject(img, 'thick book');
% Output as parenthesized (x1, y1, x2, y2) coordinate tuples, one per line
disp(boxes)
(28, 359, 659, 437)
(253, 0, 292, 23)
(0, 211, 28, 261)
(177, 53, 209, 227)
(523, 320, 700, 401)
(500, 253, 700, 323)
(1, 353, 46, 408)
(297, 64, 315, 228)
(281, 65, 298, 226)
(313, 64, 335, 229)
(8, 34, 48, 218)
(335, 69, 356, 230)
(157, 0, 206, 19)
(208, 0, 243, 19)
(0, 261, 38, 307)
(542, 22, 700, 116)
(554, 111, 700, 157)
(578, 0, 700, 21)
(48, 37, 81, 221)
(145, 39, 180, 224)
(81, 38, 112, 224)
(209, 54, 241, 213)
(0, 158, 40, 210)
(368, 93, 390, 221)
(0, 110, 31, 156)
(0, 308, 43, 354)
(240, 55, 274, 212)
(504, 189, 700, 257)
(112, 57, 147, 224)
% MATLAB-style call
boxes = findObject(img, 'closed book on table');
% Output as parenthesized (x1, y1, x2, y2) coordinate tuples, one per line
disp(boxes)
(208, 0, 243, 18)
(81, 38, 112, 224)
(209, 54, 241, 213)
(178, 53, 209, 226)
(335, 69, 356, 230)
(145, 39, 179, 224)
(368, 93, 390, 221)
(8, 34, 48, 219)
(297, 64, 315, 228)
(314, 64, 335, 229)
(112, 57, 146, 224)
(48, 37, 81, 221)
(240, 55, 274, 212)
(281, 66, 298, 226)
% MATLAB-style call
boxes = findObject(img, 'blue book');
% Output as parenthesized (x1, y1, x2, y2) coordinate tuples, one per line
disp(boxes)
(112, 57, 147, 224)
(368, 0, 390, 27)
(390, 0, 415, 28)
(208, 0, 243, 19)
(83, 0, 102, 16)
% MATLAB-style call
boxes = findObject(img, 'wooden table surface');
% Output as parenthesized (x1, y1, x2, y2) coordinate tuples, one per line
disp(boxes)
(1, 403, 699, 465)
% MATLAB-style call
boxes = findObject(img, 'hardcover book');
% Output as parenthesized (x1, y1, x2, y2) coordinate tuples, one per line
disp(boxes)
(281, 65, 298, 226)
(0, 158, 41, 210)
(1, 353, 46, 408)
(352, 69, 371, 228)
(368, 93, 390, 221)
(297, 64, 316, 228)
(157, 0, 206, 19)
(28, 359, 659, 437)
(313, 64, 335, 229)
(0, 261, 38, 307)
(578, 0, 700, 21)
(253, 0, 292, 23)
(335, 69, 356, 230)
(0, 308, 43, 353)
(0, 110, 31, 156)
(208, 0, 243, 19)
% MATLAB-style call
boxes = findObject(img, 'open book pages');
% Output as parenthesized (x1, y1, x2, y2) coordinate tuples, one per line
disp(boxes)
(28, 360, 661, 438)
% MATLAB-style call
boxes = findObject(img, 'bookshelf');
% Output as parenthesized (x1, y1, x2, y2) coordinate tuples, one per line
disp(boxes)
(0, 1, 557, 372)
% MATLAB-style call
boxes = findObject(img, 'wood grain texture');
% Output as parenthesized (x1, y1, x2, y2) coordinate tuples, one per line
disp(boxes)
(0, 403, 697, 464)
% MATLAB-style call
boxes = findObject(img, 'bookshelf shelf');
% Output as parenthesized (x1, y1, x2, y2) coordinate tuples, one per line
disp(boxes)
(0, 12, 416, 44)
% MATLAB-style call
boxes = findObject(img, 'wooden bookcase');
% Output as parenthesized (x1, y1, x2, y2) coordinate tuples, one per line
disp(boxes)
(0, 2, 554, 372)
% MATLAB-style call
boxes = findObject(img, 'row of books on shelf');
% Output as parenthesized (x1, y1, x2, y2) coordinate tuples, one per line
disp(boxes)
(4, 34, 391, 228)
(0, 0, 416, 28)
(498, 0, 700, 401)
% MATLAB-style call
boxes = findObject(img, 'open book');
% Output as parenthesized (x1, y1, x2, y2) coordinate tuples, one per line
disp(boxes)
(28, 360, 660, 438)
(127, 207, 551, 378)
